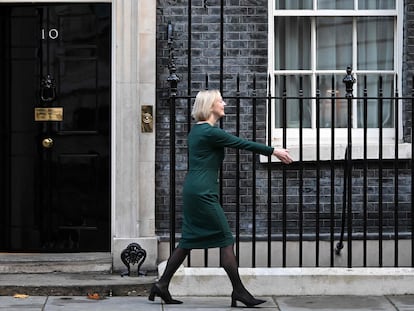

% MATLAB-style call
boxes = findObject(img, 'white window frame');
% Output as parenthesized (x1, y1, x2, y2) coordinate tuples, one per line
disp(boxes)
(266, 0, 410, 162)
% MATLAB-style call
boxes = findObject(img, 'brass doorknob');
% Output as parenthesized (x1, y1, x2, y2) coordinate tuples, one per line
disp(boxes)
(42, 138, 54, 148)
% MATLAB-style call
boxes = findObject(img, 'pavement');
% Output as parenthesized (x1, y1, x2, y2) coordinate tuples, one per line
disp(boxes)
(2, 295, 414, 311)
(1, 272, 414, 310)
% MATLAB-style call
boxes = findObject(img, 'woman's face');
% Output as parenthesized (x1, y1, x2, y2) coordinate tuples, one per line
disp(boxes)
(211, 95, 226, 119)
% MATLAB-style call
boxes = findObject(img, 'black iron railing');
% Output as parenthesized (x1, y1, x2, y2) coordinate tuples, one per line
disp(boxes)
(165, 66, 414, 268)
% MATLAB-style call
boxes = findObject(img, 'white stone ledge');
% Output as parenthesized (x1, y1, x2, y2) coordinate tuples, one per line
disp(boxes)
(159, 263, 414, 296)
(260, 143, 412, 162)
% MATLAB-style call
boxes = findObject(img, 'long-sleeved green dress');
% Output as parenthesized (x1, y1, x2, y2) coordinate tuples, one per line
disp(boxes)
(178, 123, 274, 249)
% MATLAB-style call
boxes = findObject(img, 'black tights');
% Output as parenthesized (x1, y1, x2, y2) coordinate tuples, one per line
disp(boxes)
(157, 247, 189, 288)
(157, 244, 249, 296)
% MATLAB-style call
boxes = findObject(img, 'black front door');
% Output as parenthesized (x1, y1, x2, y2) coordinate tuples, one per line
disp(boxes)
(0, 4, 111, 252)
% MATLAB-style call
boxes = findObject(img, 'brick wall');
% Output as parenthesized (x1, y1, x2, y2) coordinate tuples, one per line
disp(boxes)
(156, 0, 270, 237)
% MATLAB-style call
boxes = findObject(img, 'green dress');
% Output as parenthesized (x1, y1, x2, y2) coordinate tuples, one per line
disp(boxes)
(178, 123, 274, 249)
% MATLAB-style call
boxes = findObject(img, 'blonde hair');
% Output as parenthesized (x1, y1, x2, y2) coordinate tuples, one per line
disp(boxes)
(191, 90, 221, 121)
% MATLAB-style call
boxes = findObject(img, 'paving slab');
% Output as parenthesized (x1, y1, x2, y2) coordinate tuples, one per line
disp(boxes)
(388, 295, 414, 311)
(0, 296, 47, 311)
(0, 295, 279, 311)
(275, 296, 397, 311)
(44, 296, 161, 311)
(3, 295, 414, 311)
(162, 296, 279, 311)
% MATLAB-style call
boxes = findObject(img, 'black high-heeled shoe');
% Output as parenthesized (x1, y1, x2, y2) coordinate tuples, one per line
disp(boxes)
(148, 283, 183, 304)
(231, 291, 266, 307)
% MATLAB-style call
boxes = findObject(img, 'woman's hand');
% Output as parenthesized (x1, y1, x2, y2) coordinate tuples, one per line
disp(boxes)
(273, 148, 293, 164)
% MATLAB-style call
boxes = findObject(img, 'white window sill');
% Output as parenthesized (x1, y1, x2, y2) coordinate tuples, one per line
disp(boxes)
(260, 143, 412, 163)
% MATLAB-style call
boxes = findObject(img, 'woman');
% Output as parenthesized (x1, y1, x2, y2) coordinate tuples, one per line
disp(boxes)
(149, 90, 293, 307)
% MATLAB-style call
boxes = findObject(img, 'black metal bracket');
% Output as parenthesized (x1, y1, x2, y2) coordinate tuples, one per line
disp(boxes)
(120, 243, 147, 277)
(166, 21, 180, 97)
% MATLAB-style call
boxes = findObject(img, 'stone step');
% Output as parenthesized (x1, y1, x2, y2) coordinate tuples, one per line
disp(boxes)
(0, 253, 112, 274)
(0, 272, 156, 296)
(0, 253, 156, 296)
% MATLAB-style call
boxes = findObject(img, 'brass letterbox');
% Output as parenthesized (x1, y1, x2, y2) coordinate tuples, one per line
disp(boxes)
(35, 107, 63, 121)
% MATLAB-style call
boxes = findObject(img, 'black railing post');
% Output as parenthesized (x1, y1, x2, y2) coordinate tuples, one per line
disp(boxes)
(343, 66, 355, 268)
(282, 76, 287, 267)
(363, 75, 368, 267)
(394, 75, 399, 267)
(378, 76, 384, 267)
(412, 78, 414, 268)
(316, 76, 321, 267)
(186, 1, 193, 268)
(299, 76, 304, 267)
(267, 74, 272, 267)
(252, 75, 257, 267)
(236, 74, 241, 266)
(167, 21, 180, 255)
(330, 74, 336, 267)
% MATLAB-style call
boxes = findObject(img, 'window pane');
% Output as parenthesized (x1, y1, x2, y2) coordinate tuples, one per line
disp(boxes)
(317, 17, 352, 70)
(318, 0, 353, 9)
(357, 17, 394, 70)
(318, 75, 349, 128)
(275, 0, 312, 9)
(356, 75, 394, 128)
(274, 75, 312, 128)
(358, 0, 395, 9)
(274, 17, 311, 70)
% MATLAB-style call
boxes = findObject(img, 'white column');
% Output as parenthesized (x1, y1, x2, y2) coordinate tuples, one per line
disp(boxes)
(112, 0, 157, 272)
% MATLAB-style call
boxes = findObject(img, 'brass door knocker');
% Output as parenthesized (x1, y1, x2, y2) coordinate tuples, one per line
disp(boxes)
(40, 74, 56, 103)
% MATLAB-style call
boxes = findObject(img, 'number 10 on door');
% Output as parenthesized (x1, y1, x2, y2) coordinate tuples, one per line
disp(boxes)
(41, 28, 59, 40)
